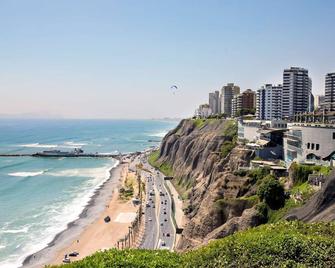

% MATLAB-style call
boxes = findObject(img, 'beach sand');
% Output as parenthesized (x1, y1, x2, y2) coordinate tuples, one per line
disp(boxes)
(49, 161, 139, 265)
(22, 156, 142, 268)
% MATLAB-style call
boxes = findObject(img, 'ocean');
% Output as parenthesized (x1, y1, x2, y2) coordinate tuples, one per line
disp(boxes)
(0, 119, 177, 268)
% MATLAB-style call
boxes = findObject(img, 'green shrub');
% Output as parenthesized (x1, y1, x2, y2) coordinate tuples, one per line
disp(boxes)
(256, 202, 268, 223)
(290, 162, 332, 185)
(257, 175, 285, 210)
(222, 120, 237, 140)
(290, 162, 313, 184)
(50, 222, 335, 268)
(183, 221, 335, 268)
(248, 167, 271, 184)
(267, 182, 315, 223)
(220, 141, 235, 158)
(233, 169, 247, 177)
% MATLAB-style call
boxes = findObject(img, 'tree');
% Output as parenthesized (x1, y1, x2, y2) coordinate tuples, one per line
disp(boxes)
(257, 175, 285, 210)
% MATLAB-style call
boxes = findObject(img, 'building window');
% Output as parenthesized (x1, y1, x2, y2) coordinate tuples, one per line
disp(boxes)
(316, 144, 320, 150)
(311, 143, 315, 150)
(307, 143, 310, 149)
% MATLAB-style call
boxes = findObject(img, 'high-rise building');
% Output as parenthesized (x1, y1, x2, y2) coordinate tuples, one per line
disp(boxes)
(256, 84, 283, 120)
(314, 95, 325, 110)
(220, 83, 240, 116)
(208, 90, 220, 115)
(325, 72, 335, 111)
(232, 89, 256, 117)
(282, 67, 312, 118)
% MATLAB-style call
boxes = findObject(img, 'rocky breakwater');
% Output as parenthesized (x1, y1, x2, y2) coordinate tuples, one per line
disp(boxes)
(152, 118, 265, 250)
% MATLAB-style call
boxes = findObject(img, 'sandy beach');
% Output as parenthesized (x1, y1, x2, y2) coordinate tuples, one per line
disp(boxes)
(22, 155, 142, 268)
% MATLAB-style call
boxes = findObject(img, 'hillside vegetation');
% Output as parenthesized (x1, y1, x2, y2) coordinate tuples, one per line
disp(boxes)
(51, 221, 335, 268)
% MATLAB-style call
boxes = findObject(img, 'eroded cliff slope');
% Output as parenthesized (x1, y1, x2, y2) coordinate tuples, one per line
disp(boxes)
(153, 119, 264, 250)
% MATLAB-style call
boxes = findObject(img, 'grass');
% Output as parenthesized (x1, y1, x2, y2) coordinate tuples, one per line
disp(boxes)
(220, 141, 235, 158)
(119, 173, 136, 200)
(148, 150, 190, 200)
(192, 118, 218, 129)
(237, 195, 259, 204)
(50, 221, 335, 268)
(268, 182, 315, 223)
(148, 150, 173, 176)
(193, 118, 207, 128)
(222, 119, 237, 139)
(219, 120, 238, 158)
(170, 177, 191, 200)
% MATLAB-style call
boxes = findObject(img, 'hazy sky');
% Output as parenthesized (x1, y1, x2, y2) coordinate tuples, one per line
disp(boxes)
(1, 0, 335, 119)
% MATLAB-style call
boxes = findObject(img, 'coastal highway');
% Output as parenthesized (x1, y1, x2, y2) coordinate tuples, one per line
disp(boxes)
(155, 171, 175, 249)
(139, 156, 175, 250)
(139, 173, 158, 249)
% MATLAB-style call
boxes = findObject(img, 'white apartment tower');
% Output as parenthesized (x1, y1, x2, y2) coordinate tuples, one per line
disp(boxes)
(282, 67, 312, 118)
(220, 83, 240, 116)
(256, 84, 283, 120)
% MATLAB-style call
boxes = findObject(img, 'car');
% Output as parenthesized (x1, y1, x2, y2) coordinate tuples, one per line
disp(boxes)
(163, 211, 167, 215)
(161, 240, 166, 246)
(152, 205, 155, 208)
(164, 218, 167, 222)
(166, 233, 170, 237)
(161, 201, 163, 204)
(69, 252, 79, 257)
(148, 218, 152, 221)
(63, 255, 71, 263)
(146, 203, 150, 208)
(160, 222, 163, 226)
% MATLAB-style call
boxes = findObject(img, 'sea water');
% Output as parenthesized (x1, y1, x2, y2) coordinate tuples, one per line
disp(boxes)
(0, 119, 177, 268)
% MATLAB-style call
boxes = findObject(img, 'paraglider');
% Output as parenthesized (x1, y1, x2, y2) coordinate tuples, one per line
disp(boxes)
(170, 85, 178, 95)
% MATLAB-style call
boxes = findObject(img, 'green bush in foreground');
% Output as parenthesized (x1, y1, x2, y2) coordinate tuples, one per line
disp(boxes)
(51, 221, 335, 268)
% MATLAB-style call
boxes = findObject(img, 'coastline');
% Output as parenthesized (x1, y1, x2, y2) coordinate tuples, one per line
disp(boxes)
(21, 158, 127, 268)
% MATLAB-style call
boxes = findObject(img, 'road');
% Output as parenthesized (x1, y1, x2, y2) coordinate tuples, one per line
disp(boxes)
(139, 172, 158, 249)
(138, 155, 175, 250)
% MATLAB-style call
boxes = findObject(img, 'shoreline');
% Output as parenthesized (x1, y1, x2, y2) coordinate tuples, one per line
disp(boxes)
(21, 158, 127, 268)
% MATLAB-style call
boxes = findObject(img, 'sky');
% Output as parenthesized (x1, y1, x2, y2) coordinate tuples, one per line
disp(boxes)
(0, 0, 335, 119)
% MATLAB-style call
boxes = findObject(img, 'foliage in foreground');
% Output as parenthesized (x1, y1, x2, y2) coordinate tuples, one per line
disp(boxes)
(51, 221, 335, 268)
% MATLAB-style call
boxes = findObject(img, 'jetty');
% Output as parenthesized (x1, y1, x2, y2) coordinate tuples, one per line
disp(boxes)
(0, 149, 141, 160)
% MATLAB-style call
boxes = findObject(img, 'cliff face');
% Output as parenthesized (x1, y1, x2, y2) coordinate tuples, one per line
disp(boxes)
(156, 119, 262, 250)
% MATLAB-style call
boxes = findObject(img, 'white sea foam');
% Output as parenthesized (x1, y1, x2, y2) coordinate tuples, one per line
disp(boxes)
(8, 171, 45, 177)
(4, 160, 119, 268)
(19, 143, 57, 148)
(62, 141, 88, 148)
(149, 131, 168, 138)
(1, 226, 29, 234)
(48, 166, 109, 177)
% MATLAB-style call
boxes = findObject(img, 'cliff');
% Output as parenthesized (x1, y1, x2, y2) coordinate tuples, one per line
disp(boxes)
(153, 119, 264, 250)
